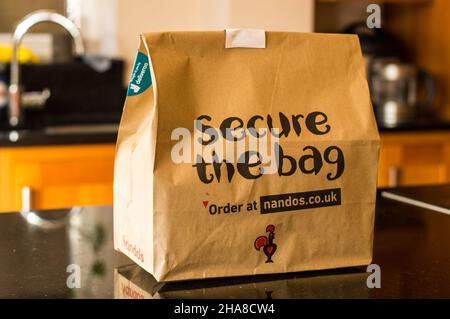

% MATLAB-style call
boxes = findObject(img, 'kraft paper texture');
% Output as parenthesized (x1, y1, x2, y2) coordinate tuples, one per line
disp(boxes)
(114, 31, 380, 282)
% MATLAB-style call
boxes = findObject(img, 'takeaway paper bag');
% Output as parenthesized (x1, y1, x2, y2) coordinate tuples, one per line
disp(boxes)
(114, 30, 379, 282)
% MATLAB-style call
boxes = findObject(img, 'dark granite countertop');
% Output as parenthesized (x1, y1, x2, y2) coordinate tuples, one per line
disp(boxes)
(0, 124, 118, 147)
(1, 186, 450, 298)
(0, 117, 449, 147)
(377, 117, 450, 132)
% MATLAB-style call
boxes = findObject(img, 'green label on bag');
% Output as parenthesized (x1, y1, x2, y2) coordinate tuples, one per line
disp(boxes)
(127, 51, 152, 96)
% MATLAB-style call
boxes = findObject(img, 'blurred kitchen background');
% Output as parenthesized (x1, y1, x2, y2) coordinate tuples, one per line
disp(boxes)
(0, 0, 448, 212)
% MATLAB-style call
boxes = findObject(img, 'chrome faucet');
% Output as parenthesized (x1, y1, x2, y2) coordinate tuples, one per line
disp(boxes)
(8, 10, 85, 126)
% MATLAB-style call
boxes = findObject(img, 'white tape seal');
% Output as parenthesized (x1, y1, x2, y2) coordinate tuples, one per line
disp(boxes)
(225, 28, 266, 49)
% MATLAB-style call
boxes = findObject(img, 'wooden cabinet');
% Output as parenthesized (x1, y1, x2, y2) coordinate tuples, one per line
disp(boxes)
(0, 144, 115, 212)
(378, 131, 450, 187)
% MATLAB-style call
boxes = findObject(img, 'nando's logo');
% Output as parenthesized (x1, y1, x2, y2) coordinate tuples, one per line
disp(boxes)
(254, 225, 277, 263)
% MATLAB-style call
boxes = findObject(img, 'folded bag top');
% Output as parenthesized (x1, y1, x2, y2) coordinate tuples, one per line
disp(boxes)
(114, 30, 379, 282)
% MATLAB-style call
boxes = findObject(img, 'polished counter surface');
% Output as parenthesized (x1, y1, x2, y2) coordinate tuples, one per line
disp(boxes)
(1, 187, 450, 298)
(376, 118, 450, 132)
(0, 124, 118, 147)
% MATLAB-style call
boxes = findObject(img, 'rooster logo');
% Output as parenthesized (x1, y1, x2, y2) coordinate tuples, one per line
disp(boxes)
(254, 225, 277, 263)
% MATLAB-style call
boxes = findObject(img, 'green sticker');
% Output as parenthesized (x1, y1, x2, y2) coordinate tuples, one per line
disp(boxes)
(127, 51, 152, 96)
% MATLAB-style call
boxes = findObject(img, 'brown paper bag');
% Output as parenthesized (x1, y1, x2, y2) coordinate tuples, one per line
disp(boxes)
(114, 30, 379, 282)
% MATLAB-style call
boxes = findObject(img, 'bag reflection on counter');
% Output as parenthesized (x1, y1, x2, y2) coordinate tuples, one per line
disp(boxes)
(114, 265, 370, 299)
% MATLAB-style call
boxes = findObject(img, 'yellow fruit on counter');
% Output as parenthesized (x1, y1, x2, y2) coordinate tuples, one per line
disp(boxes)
(0, 45, 40, 64)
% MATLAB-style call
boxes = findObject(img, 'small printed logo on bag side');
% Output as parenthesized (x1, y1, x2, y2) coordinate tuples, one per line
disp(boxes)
(254, 224, 277, 263)
(127, 51, 152, 96)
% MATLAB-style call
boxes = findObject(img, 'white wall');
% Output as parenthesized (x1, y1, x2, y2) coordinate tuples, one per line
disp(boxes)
(66, 0, 314, 76)
(116, 0, 314, 81)
(229, 0, 314, 32)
